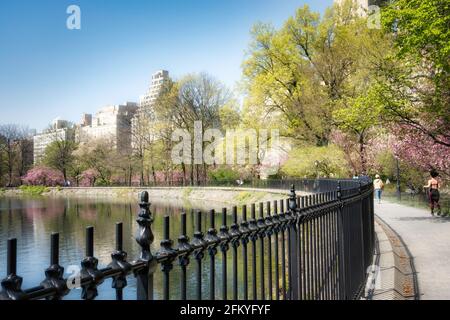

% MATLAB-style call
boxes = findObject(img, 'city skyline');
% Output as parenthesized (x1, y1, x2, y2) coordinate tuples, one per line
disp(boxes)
(0, 0, 332, 131)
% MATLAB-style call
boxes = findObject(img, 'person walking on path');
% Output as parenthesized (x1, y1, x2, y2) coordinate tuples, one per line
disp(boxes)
(424, 170, 442, 216)
(373, 174, 384, 204)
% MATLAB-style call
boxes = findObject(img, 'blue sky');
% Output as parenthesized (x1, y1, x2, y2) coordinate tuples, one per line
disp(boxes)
(0, 0, 332, 131)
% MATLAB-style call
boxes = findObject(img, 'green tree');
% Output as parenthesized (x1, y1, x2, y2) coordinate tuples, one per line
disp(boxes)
(281, 145, 351, 178)
(43, 139, 77, 182)
(243, 1, 381, 146)
(154, 73, 231, 185)
(219, 100, 241, 130)
(377, 0, 450, 148)
(73, 138, 115, 185)
(333, 89, 385, 174)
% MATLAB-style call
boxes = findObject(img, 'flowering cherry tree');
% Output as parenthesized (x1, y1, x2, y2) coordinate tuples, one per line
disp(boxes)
(392, 126, 450, 177)
(22, 167, 65, 186)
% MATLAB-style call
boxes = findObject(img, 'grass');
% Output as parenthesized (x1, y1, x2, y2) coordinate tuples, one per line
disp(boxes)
(18, 185, 50, 196)
(114, 188, 133, 199)
(183, 188, 193, 198)
(234, 191, 253, 204)
(0, 187, 5, 196)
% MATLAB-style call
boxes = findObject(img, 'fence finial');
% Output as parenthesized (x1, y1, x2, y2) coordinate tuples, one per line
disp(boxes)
(135, 191, 157, 300)
(136, 191, 154, 261)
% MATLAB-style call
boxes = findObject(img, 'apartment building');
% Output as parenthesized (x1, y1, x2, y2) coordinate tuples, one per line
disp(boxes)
(131, 70, 171, 151)
(33, 119, 74, 164)
(139, 70, 170, 108)
(76, 102, 138, 154)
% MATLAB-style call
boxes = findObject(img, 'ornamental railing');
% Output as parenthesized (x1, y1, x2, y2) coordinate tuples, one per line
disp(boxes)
(0, 179, 374, 300)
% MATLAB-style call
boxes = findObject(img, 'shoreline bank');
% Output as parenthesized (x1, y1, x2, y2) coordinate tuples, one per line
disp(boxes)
(0, 186, 293, 207)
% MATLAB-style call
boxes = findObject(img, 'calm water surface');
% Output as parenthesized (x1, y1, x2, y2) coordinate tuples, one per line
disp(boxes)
(0, 196, 246, 300)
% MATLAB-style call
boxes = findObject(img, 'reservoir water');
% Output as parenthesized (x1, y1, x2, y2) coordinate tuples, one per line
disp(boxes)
(0, 195, 241, 300)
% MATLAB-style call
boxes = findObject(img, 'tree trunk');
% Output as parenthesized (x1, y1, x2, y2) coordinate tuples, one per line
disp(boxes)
(152, 165, 156, 185)
(195, 164, 200, 186)
(7, 141, 13, 186)
(359, 133, 367, 175)
(129, 164, 133, 187)
(182, 162, 186, 186)
(202, 163, 207, 184)
(140, 154, 145, 186)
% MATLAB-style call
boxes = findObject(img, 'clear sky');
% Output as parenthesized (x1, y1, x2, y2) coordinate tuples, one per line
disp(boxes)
(0, 0, 333, 131)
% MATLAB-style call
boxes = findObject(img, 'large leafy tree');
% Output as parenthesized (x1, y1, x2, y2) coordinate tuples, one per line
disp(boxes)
(153, 73, 231, 185)
(377, 0, 450, 149)
(43, 139, 77, 182)
(243, 2, 381, 146)
(73, 138, 116, 185)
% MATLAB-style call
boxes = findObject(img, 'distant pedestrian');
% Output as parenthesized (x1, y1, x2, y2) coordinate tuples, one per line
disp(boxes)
(424, 170, 441, 216)
(373, 174, 384, 204)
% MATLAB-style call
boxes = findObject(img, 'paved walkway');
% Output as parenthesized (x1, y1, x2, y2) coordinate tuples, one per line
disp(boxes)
(375, 201, 450, 300)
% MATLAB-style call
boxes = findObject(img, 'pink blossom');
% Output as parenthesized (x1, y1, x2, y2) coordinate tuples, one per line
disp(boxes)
(22, 167, 65, 186)
(392, 125, 450, 177)
(79, 169, 100, 187)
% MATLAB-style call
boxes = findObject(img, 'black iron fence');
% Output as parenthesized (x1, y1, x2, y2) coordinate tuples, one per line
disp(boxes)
(105, 177, 370, 191)
(0, 179, 374, 300)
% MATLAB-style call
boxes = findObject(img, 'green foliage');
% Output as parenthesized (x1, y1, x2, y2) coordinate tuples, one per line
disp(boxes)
(383, 0, 450, 73)
(281, 145, 351, 178)
(242, 1, 389, 147)
(94, 180, 110, 187)
(183, 188, 193, 198)
(18, 185, 50, 196)
(43, 140, 77, 180)
(235, 191, 253, 204)
(373, 150, 427, 190)
(208, 167, 240, 183)
(73, 139, 114, 186)
(333, 88, 384, 134)
(219, 101, 241, 130)
(375, 0, 450, 150)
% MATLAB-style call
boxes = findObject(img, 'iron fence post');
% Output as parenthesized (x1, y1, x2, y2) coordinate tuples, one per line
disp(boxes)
(288, 185, 299, 300)
(177, 212, 192, 300)
(336, 182, 347, 300)
(41, 233, 70, 300)
(156, 216, 177, 300)
(109, 223, 132, 301)
(135, 191, 157, 300)
(0, 239, 25, 300)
